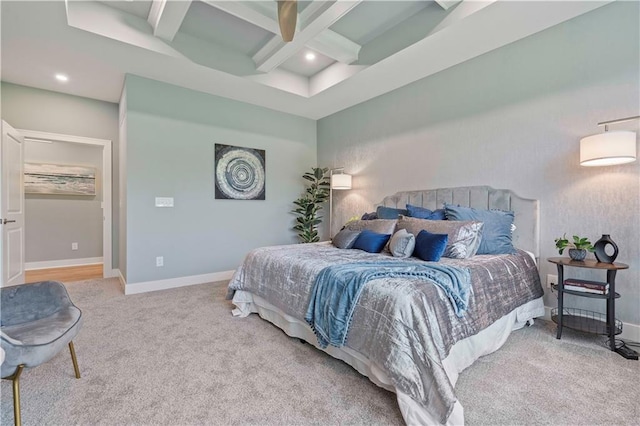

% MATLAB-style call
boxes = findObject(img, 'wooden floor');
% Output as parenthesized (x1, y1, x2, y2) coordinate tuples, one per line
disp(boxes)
(25, 264, 103, 283)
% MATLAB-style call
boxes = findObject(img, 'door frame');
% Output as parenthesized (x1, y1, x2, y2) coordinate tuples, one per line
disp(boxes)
(18, 129, 114, 278)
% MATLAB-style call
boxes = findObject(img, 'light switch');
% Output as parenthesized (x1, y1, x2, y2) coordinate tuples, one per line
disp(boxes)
(155, 197, 174, 207)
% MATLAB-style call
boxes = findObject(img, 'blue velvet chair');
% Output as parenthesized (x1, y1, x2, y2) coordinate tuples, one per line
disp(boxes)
(1, 281, 83, 426)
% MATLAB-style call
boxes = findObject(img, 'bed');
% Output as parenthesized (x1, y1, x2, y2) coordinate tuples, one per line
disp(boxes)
(227, 186, 545, 425)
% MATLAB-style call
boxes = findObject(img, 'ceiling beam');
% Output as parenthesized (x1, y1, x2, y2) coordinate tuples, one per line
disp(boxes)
(148, 0, 192, 42)
(202, 1, 280, 33)
(307, 30, 360, 65)
(204, 0, 361, 66)
(253, 1, 362, 73)
(434, 0, 462, 11)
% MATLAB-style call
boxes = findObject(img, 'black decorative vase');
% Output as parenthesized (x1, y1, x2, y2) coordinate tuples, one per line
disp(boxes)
(594, 234, 618, 264)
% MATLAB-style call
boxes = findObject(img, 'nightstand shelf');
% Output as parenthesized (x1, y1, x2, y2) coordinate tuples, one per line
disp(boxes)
(547, 257, 636, 360)
(550, 307, 622, 336)
(551, 284, 619, 299)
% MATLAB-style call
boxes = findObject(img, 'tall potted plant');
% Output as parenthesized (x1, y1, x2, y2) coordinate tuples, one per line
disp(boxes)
(292, 167, 330, 243)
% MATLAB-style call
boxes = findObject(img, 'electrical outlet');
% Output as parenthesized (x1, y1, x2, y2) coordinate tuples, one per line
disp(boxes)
(71, 242, 78, 251)
(156, 256, 164, 267)
(546, 274, 558, 288)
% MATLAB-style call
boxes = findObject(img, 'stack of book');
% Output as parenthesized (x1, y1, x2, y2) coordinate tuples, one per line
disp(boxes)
(563, 278, 609, 295)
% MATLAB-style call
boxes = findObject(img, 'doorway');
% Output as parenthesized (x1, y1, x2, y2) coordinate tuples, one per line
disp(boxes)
(17, 129, 113, 279)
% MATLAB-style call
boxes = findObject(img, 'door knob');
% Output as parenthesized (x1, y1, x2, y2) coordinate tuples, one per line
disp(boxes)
(2, 219, 16, 225)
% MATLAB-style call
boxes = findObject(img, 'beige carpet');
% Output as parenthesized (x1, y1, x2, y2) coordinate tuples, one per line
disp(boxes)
(1, 278, 638, 425)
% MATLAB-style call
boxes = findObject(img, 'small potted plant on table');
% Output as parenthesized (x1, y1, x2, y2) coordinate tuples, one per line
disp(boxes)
(554, 234, 595, 261)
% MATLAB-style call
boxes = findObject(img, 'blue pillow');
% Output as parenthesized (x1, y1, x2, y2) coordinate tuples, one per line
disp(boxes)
(414, 230, 448, 262)
(406, 204, 446, 220)
(353, 229, 391, 253)
(360, 212, 378, 220)
(428, 209, 446, 220)
(444, 204, 516, 255)
(376, 205, 408, 219)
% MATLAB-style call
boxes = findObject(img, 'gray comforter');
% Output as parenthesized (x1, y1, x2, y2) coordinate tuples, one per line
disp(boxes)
(227, 243, 543, 423)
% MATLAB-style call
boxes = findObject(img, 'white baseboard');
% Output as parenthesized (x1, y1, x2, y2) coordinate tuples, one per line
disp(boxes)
(104, 268, 120, 278)
(124, 270, 235, 295)
(26, 257, 103, 270)
(543, 305, 640, 344)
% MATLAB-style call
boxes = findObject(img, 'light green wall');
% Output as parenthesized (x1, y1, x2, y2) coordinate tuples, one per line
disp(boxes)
(1, 82, 119, 269)
(317, 2, 640, 325)
(24, 141, 103, 263)
(123, 75, 316, 284)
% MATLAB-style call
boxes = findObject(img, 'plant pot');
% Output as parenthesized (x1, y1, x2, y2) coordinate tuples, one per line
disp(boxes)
(568, 248, 587, 261)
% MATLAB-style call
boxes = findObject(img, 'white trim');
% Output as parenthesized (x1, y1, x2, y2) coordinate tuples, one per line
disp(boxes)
(543, 305, 640, 344)
(148, 0, 192, 42)
(18, 129, 113, 279)
(124, 270, 235, 295)
(18, 130, 109, 147)
(105, 268, 120, 279)
(118, 269, 126, 292)
(25, 257, 103, 270)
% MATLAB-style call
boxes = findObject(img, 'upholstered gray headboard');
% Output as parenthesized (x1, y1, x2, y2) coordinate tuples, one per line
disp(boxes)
(376, 186, 540, 259)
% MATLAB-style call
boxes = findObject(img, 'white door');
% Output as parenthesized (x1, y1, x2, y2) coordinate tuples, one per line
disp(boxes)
(1, 121, 25, 286)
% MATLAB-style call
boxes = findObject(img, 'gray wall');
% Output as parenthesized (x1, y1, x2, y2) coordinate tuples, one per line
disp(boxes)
(1, 83, 120, 269)
(317, 2, 640, 325)
(123, 75, 316, 284)
(24, 141, 103, 262)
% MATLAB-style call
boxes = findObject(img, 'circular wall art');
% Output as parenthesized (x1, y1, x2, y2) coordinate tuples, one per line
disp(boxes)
(214, 144, 266, 200)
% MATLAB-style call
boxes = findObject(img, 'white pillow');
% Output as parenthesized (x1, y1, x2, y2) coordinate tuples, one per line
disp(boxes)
(388, 229, 415, 258)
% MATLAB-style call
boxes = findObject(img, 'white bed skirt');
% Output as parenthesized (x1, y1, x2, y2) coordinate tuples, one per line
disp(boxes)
(231, 291, 545, 426)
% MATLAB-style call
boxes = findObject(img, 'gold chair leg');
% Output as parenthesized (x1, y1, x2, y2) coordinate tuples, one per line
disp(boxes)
(69, 341, 81, 379)
(12, 364, 24, 426)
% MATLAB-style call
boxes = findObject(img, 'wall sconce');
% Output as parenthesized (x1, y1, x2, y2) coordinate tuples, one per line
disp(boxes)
(580, 115, 638, 166)
(329, 168, 352, 238)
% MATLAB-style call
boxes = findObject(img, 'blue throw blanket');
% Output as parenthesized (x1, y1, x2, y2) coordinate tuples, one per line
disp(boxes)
(304, 261, 471, 348)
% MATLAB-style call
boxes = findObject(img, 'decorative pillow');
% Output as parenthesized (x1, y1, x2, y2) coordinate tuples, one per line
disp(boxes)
(360, 212, 378, 220)
(344, 219, 397, 235)
(414, 230, 448, 262)
(353, 230, 391, 253)
(406, 204, 446, 220)
(388, 229, 416, 258)
(429, 209, 446, 220)
(332, 230, 361, 249)
(396, 216, 483, 259)
(444, 204, 516, 255)
(376, 205, 408, 219)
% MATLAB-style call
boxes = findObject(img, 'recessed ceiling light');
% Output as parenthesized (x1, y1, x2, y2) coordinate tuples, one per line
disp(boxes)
(55, 74, 69, 82)
(305, 52, 316, 61)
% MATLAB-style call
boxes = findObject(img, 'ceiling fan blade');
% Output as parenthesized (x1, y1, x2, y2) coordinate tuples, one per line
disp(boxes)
(277, 0, 297, 42)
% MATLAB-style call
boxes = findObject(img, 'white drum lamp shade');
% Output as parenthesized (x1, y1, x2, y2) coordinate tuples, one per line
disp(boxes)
(580, 131, 637, 166)
(331, 173, 352, 189)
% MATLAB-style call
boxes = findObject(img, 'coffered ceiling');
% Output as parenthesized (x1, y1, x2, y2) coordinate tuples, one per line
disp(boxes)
(1, 1, 611, 119)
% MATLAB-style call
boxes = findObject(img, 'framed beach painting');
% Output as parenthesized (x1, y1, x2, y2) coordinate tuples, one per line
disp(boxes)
(24, 163, 96, 195)
(214, 144, 266, 200)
